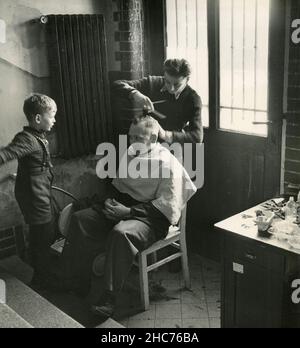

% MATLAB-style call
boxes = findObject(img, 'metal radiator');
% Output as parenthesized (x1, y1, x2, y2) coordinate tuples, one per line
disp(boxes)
(46, 15, 113, 158)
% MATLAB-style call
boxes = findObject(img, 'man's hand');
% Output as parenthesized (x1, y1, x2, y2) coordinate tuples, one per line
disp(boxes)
(130, 90, 154, 113)
(102, 199, 131, 221)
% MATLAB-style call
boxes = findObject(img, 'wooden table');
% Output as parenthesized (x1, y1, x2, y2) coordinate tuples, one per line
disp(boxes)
(215, 202, 300, 328)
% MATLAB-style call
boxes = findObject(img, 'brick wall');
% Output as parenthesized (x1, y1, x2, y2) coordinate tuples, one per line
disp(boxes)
(112, 0, 147, 79)
(284, 0, 300, 195)
(0, 225, 26, 260)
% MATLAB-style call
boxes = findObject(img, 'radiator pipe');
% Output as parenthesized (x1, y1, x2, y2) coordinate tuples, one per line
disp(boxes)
(40, 16, 48, 24)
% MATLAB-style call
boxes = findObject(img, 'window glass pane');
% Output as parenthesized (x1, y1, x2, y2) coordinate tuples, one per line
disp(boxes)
(177, 0, 187, 48)
(244, 0, 256, 109)
(220, 108, 268, 136)
(202, 106, 209, 129)
(232, 0, 244, 109)
(219, 108, 233, 131)
(256, 0, 269, 111)
(166, 0, 177, 48)
(219, 0, 269, 137)
(166, 0, 209, 128)
(220, 0, 233, 108)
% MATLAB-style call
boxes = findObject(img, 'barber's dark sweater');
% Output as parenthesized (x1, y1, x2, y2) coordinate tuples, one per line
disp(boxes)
(113, 76, 203, 144)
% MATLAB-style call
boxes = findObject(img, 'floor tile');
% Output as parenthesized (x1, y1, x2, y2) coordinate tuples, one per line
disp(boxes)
(155, 319, 182, 328)
(190, 268, 204, 280)
(180, 288, 206, 304)
(159, 279, 182, 289)
(127, 319, 155, 328)
(190, 278, 206, 290)
(128, 305, 156, 320)
(153, 270, 182, 281)
(203, 279, 221, 291)
(155, 304, 181, 319)
(207, 302, 221, 318)
(205, 290, 221, 304)
(209, 318, 221, 328)
(182, 319, 210, 329)
(151, 289, 181, 305)
(118, 317, 129, 328)
(181, 303, 208, 319)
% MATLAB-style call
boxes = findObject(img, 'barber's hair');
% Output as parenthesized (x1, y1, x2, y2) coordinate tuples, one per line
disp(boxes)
(132, 115, 159, 135)
(23, 93, 57, 121)
(163, 58, 191, 78)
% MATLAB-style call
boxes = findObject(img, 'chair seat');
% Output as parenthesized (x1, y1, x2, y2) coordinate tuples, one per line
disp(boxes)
(168, 225, 180, 233)
(142, 227, 181, 255)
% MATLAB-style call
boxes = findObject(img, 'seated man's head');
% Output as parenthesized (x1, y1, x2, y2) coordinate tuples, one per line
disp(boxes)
(163, 58, 191, 96)
(129, 116, 159, 153)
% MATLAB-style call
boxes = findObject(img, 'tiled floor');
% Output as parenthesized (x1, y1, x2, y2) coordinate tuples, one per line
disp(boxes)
(115, 254, 221, 329)
(0, 253, 221, 328)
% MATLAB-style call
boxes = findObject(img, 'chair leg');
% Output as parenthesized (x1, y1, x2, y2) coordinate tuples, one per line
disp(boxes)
(181, 242, 191, 290)
(139, 252, 150, 311)
(0, 279, 6, 304)
(149, 251, 158, 272)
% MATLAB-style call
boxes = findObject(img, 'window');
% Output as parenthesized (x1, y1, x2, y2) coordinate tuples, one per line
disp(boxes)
(165, 0, 209, 127)
(219, 0, 270, 136)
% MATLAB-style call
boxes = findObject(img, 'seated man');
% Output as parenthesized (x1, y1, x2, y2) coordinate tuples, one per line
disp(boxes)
(63, 116, 197, 318)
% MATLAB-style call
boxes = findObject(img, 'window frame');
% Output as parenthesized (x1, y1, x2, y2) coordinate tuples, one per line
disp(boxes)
(148, 0, 284, 140)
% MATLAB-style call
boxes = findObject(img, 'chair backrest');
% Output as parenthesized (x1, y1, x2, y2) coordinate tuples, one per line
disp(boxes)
(169, 204, 187, 241)
(178, 205, 187, 234)
(58, 203, 74, 237)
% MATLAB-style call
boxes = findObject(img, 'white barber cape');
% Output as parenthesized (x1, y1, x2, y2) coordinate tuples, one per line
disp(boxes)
(112, 143, 197, 225)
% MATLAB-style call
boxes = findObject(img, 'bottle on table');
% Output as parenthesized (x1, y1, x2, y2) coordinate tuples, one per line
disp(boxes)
(284, 196, 297, 221)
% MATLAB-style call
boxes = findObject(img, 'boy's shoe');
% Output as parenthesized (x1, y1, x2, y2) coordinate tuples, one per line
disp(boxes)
(91, 291, 116, 318)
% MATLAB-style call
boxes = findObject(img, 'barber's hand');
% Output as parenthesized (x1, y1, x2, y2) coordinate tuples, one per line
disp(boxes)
(103, 199, 131, 220)
(131, 91, 154, 113)
(158, 124, 173, 144)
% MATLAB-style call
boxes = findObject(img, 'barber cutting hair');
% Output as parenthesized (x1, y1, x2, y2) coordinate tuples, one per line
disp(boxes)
(113, 58, 203, 145)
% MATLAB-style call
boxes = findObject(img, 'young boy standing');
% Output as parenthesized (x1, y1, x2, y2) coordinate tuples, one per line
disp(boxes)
(0, 93, 57, 287)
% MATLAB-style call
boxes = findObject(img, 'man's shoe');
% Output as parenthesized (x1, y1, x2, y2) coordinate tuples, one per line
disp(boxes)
(91, 302, 115, 318)
(91, 291, 115, 318)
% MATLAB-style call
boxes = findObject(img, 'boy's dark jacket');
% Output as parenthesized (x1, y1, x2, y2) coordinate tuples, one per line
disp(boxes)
(0, 126, 53, 225)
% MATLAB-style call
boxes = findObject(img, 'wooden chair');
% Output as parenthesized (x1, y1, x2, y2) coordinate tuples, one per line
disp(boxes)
(136, 206, 191, 310)
(57, 201, 191, 311)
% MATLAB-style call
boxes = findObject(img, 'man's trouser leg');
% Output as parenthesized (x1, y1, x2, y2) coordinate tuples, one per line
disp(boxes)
(62, 208, 113, 293)
(104, 219, 157, 294)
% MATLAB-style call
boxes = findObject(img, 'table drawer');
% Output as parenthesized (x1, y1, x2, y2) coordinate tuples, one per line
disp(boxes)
(224, 235, 285, 274)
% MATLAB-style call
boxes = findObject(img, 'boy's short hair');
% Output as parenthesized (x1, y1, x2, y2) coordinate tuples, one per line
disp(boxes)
(163, 58, 192, 78)
(23, 93, 57, 121)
